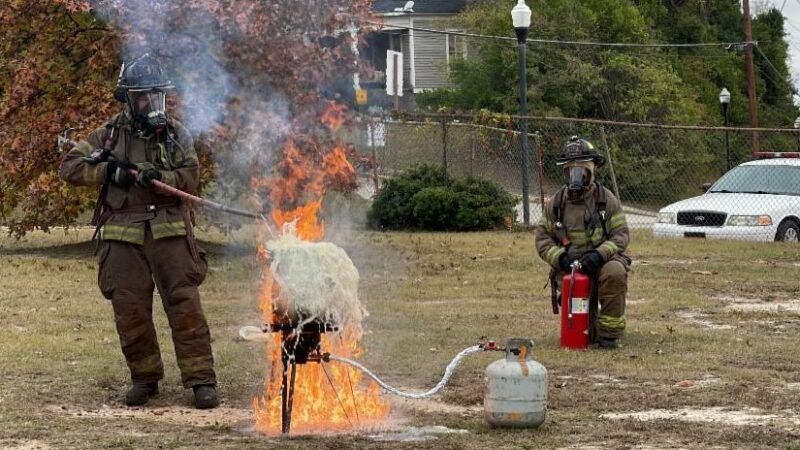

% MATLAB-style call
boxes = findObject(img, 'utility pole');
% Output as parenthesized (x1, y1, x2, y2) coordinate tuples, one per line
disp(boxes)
(743, 0, 760, 154)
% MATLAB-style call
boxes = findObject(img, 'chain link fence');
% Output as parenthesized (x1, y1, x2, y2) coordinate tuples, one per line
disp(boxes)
(342, 112, 800, 240)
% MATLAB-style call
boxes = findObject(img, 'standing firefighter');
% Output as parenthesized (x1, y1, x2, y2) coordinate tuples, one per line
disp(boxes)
(59, 54, 218, 408)
(534, 136, 631, 349)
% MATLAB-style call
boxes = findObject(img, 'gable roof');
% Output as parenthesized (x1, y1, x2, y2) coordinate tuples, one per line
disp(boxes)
(372, 0, 467, 14)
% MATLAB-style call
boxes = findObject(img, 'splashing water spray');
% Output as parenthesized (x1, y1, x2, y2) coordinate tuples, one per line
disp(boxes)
(240, 225, 548, 434)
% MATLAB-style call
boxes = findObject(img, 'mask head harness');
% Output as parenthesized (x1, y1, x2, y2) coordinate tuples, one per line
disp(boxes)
(114, 53, 174, 133)
(555, 136, 605, 200)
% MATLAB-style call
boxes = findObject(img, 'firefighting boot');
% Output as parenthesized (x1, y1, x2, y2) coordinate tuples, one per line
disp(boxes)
(125, 382, 159, 406)
(596, 337, 619, 350)
(193, 384, 219, 409)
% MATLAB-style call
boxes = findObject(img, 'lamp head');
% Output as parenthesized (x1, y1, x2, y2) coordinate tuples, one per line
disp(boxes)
(511, 0, 532, 29)
(719, 88, 731, 105)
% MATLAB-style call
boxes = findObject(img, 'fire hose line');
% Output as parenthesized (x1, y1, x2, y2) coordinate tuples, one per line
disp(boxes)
(325, 345, 484, 400)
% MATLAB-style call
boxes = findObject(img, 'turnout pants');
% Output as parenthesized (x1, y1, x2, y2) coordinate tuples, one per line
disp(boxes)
(98, 229, 216, 387)
(596, 256, 629, 340)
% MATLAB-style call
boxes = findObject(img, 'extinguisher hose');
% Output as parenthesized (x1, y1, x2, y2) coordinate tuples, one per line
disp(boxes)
(326, 345, 484, 399)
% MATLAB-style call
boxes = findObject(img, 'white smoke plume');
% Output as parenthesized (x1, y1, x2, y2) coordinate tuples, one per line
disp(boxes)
(90, 0, 294, 178)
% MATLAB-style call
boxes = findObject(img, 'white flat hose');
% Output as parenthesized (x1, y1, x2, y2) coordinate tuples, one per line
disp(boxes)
(327, 345, 484, 399)
(239, 325, 270, 342)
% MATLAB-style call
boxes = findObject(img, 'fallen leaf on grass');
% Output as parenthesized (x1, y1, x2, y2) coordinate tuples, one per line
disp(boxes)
(691, 270, 718, 275)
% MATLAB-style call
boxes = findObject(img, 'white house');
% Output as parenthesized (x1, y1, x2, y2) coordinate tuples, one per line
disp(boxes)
(361, 0, 468, 109)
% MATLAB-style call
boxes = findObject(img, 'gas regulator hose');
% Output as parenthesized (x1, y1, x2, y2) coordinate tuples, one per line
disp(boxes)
(325, 345, 484, 399)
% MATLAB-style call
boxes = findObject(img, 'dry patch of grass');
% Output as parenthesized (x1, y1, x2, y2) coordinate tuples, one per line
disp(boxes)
(2, 228, 800, 449)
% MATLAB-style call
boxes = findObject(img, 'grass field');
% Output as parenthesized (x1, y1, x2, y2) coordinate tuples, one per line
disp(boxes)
(1, 227, 800, 449)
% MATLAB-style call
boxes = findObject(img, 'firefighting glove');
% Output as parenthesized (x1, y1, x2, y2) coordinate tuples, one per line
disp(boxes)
(135, 162, 162, 188)
(578, 250, 604, 277)
(106, 160, 137, 187)
(558, 252, 572, 273)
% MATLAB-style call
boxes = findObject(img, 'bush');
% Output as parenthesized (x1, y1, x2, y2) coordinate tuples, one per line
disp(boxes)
(368, 164, 515, 231)
(411, 187, 466, 230)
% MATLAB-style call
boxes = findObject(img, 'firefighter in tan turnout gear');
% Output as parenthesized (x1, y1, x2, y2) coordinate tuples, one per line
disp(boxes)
(59, 54, 218, 408)
(534, 136, 631, 349)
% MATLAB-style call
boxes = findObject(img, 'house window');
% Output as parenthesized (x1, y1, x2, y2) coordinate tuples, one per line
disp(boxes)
(361, 31, 408, 86)
(446, 31, 467, 68)
(390, 32, 404, 53)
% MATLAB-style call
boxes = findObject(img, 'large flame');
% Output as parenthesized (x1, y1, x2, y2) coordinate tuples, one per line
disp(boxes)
(252, 103, 390, 434)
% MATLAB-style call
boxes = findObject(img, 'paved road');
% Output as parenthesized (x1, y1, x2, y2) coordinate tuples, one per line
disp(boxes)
(516, 201, 655, 230)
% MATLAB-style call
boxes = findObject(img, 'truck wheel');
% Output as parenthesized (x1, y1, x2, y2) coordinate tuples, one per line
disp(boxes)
(775, 220, 800, 242)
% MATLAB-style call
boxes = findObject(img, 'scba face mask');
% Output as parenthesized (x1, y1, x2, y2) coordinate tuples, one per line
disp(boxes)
(562, 161, 595, 201)
(566, 166, 590, 191)
(128, 90, 168, 132)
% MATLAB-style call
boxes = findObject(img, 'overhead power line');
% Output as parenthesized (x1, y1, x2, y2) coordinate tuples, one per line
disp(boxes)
(752, 44, 799, 95)
(365, 20, 756, 49)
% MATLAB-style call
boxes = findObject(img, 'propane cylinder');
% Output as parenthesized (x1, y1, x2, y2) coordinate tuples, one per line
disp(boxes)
(561, 271, 592, 349)
(484, 338, 547, 428)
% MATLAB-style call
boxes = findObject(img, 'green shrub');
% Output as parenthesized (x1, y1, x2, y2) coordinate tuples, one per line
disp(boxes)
(367, 165, 450, 229)
(411, 187, 466, 230)
(368, 164, 515, 231)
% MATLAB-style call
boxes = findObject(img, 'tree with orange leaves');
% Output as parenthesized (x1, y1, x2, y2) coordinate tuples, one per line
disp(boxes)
(0, 1, 120, 236)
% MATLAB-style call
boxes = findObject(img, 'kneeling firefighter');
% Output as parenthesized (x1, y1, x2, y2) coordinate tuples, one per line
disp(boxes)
(534, 136, 631, 349)
(59, 54, 218, 407)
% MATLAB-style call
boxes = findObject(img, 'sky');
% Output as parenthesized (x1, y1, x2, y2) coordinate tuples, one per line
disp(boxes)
(777, 0, 800, 101)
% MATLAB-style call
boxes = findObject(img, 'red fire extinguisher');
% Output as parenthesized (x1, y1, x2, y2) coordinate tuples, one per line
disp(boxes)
(560, 262, 592, 349)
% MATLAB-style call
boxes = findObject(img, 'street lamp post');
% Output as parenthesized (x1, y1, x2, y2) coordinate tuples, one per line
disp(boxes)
(719, 88, 731, 170)
(794, 116, 800, 152)
(512, 0, 532, 225)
